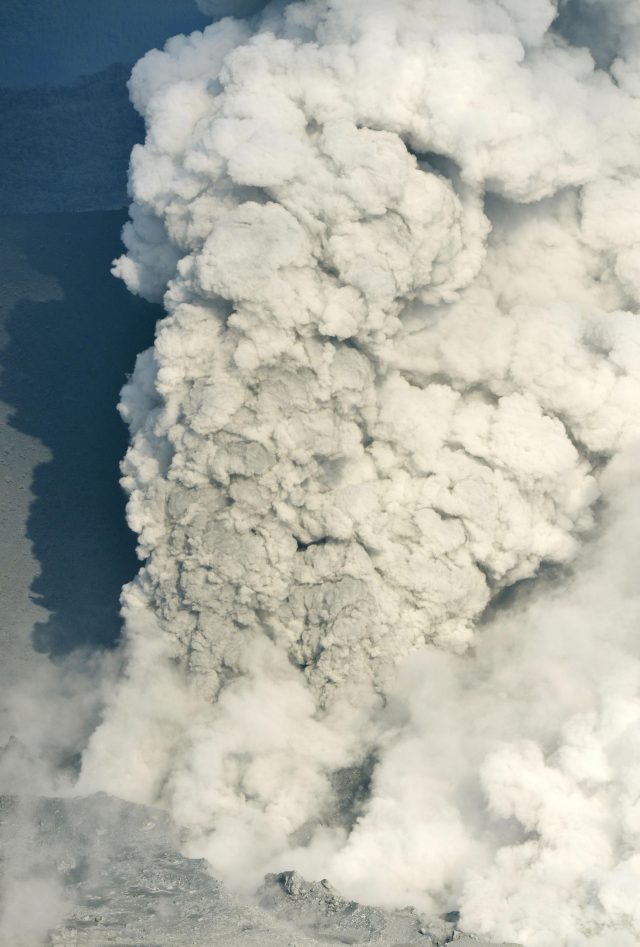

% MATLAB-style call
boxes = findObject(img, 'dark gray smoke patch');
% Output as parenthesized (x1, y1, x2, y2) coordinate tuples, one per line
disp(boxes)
(553, 0, 620, 70)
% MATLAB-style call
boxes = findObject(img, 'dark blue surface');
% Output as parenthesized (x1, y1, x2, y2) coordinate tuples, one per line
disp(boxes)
(0, 64, 144, 214)
(0, 0, 208, 89)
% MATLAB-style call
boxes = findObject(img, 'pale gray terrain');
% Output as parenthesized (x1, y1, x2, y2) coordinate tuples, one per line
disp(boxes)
(0, 218, 58, 681)
(0, 792, 516, 947)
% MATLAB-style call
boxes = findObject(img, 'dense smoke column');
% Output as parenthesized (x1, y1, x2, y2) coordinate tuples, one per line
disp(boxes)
(80, 2, 640, 944)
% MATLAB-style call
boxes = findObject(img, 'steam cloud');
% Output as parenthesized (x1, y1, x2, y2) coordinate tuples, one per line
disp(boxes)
(78, 1, 640, 944)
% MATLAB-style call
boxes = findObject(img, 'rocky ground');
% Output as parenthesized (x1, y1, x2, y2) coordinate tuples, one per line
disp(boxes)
(0, 792, 519, 947)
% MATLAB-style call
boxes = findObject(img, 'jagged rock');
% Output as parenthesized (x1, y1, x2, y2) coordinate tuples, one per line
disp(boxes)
(259, 869, 515, 946)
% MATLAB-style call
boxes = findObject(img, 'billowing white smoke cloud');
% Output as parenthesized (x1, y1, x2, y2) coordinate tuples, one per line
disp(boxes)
(79, 1, 640, 943)
(333, 448, 640, 944)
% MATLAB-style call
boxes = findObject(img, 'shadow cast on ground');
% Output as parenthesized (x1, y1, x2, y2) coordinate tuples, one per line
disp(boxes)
(0, 210, 160, 658)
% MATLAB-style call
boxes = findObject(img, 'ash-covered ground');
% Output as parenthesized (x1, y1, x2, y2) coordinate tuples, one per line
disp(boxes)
(0, 792, 516, 947)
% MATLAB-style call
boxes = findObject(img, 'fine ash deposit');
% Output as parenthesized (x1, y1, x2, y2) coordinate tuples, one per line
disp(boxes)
(1, 792, 513, 946)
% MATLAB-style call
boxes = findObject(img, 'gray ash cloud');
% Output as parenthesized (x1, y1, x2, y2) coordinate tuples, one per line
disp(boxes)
(69, 2, 640, 944)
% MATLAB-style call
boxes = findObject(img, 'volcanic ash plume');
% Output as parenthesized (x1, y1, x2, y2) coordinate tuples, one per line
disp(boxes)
(79, 1, 640, 943)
